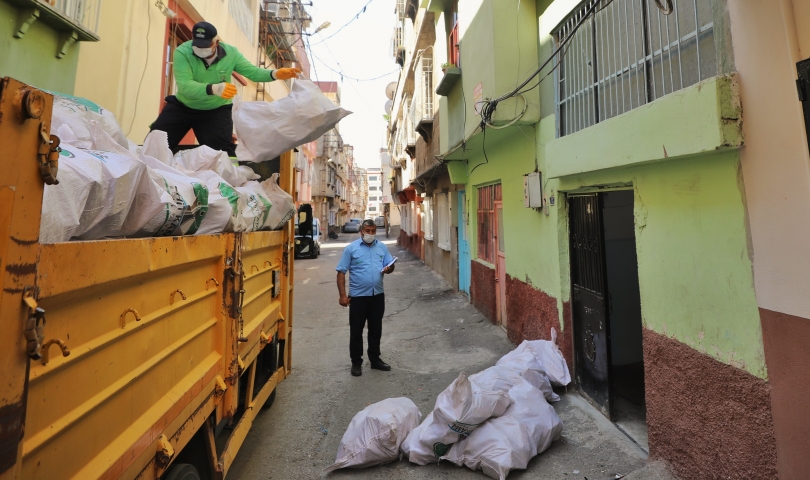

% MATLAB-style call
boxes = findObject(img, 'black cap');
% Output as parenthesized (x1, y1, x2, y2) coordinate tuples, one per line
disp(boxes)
(192, 22, 217, 47)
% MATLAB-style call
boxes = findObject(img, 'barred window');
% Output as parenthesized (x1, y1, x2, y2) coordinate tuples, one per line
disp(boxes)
(556, 0, 716, 136)
(477, 184, 501, 263)
(437, 193, 451, 251)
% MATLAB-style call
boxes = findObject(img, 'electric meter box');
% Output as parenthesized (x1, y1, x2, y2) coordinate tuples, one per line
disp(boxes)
(523, 172, 543, 208)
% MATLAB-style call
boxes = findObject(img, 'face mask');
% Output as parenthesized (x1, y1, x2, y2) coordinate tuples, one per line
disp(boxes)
(193, 46, 215, 59)
(362, 233, 376, 244)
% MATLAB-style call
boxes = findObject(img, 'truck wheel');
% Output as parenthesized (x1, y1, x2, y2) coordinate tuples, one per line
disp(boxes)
(164, 464, 200, 480)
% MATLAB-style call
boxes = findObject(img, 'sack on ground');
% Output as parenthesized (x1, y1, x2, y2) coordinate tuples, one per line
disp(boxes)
(496, 328, 571, 386)
(261, 173, 296, 230)
(325, 398, 421, 472)
(401, 372, 512, 465)
(471, 365, 559, 403)
(232, 80, 351, 162)
(441, 379, 564, 479)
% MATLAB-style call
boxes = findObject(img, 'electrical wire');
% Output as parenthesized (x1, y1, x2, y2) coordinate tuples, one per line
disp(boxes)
(309, 0, 376, 46)
(478, 0, 612, 128)
(125, 1, 153, 135)
(307, 47, 399, 81)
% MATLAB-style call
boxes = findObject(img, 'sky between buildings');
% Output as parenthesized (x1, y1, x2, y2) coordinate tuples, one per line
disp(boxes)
(306, 0, 396, 169)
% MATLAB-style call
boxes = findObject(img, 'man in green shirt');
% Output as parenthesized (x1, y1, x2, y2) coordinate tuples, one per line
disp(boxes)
(149, 21, 300, 157)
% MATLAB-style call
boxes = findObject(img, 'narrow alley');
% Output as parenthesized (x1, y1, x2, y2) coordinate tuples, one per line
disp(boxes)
(228, 237, 674, 479)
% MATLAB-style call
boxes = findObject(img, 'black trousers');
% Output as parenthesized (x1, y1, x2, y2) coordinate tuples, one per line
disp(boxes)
(149, 96, 237, 157)
(349, 294, 385, 366)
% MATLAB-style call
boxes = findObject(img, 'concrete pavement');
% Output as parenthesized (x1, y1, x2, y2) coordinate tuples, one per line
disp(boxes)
(227, 235, 676, 480)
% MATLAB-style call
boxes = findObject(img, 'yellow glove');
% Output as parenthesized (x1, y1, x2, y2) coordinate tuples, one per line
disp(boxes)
(211, 82, 237, 99)
(273, 68, 302, 80)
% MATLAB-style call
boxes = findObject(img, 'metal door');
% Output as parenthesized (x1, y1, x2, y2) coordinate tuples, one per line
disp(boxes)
(495, 201, 507, 326)
(569, 194, 612, 417)
(458, 191, 471, 294)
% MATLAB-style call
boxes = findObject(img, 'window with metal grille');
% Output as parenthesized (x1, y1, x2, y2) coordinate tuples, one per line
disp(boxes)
(421, 56, 434, 118)
(477, 184, 502, 263)
(422, 197, 434, 240)
(556, 0, 716, 137)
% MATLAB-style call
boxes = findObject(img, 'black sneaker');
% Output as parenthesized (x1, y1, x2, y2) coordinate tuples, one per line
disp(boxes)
(351, 364, 362, 376)
(370, 360, 391, 371)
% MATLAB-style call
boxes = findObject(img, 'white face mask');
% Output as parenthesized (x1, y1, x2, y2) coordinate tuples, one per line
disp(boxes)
(362, 233, 376, 244)
(192, 45, 216, 59)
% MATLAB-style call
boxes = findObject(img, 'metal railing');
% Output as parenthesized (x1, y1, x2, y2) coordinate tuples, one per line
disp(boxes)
(556, 0, 716, 136)
(48, 0, 101, 34)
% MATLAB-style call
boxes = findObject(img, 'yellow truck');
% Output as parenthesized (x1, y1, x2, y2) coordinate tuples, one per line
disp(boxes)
(0, 78, 295, 480)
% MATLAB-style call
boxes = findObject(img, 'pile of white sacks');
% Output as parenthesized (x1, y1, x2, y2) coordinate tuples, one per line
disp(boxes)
(40, 92, 296, 243)
(327, 330, 571, 479)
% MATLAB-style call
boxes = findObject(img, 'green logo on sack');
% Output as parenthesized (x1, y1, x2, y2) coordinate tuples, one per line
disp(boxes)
(186, 183, 210, 235)
(219, 182, 239, 216)
(432, 442, 450, 458)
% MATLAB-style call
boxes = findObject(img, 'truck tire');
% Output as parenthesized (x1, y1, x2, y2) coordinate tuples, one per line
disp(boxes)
(164, 464, 201, 480)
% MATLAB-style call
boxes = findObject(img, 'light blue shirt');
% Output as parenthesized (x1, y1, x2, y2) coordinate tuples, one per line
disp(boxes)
(336, 238, 394, 297)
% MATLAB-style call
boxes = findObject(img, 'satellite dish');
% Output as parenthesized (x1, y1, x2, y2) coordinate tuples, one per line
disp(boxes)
(384, 100, 393, 115)
(385, 82, 397, 100)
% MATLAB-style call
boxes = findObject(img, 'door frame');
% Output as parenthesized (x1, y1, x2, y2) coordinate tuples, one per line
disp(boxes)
(458, 190, 470, 294)
(494, 200, 507, 327)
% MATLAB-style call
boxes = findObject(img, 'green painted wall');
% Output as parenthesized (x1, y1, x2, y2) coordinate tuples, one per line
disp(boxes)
(554, 151, 765, 379)
(0, 1, 80, 93)
(441, 0, 766, 380)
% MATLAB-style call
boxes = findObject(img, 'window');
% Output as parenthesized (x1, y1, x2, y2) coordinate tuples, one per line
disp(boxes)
(437, 193, 451, 251)
(448, 0, 460, 67)
(401, 205, 411, 235)
(369, 186, 378, 191)
(369, 176, 378, 181)
(556, 0, 716, 136)
(422, 197, 434, 240)
(369, 196, 378, 201)
(369, 206, 377, 212)
(477, 184, 501, 263)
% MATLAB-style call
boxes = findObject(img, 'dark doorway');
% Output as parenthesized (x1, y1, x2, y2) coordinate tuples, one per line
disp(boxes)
(569, 190, 647, 451)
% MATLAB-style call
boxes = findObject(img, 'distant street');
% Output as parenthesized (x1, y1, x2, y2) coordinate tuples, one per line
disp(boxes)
(228, 235, 674, 480)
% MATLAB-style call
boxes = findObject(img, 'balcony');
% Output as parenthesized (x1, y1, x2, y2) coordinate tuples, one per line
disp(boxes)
(8, 0, 101, 44)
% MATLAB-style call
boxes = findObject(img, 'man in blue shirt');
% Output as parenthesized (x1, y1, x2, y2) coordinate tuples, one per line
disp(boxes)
(336, 220, 396, 376)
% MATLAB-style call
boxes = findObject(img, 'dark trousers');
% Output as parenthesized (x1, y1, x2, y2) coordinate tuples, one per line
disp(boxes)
(349, 294, 385, 365)
(149, 96, 237, 157)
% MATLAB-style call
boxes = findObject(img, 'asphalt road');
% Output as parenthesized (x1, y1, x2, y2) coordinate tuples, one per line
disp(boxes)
(227, 235, 675, 480)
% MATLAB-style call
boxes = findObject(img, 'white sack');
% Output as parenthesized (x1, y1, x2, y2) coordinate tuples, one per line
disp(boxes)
(236, 181, 274, 232)
(261, 173, 296, 230)
(48, 91, 129, 150)
(232, 80, 352, 162)
(471, 365, 559, 403)
(136, 132, 210, 236)
(496, 328, 571, 386)
(40, 140, 164, 242)
(441, 379, 564, 480)
(192, 170, 246, 234)
(401, 372, 512, 465)
(326, 398, 421, 472)
(174, 144, 258, 186)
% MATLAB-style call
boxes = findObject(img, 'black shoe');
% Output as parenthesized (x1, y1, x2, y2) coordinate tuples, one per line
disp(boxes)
(351, 364, 362, 376)
(370, 360, 391, 371)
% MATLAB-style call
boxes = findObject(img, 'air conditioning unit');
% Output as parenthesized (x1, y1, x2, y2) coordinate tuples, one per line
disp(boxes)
(263, 1, 280, 16)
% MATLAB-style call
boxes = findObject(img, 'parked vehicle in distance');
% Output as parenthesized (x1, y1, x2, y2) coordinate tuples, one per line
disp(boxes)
(375, 216, 385, 228)
(343, 219, 360, 233)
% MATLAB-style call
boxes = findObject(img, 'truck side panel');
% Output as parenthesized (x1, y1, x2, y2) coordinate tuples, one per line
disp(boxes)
(24, 235, 231, 479)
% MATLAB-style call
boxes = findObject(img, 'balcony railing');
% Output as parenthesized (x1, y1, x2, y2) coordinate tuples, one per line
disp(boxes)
(12, 0, 101, 40)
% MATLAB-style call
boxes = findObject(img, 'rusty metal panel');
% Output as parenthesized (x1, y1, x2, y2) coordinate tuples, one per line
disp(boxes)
(0, 78, 52, 480)
(22, 235, 229, 479)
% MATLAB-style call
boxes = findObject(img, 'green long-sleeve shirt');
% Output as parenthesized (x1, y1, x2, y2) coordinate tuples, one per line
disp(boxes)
(173, 40, 275, 110)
